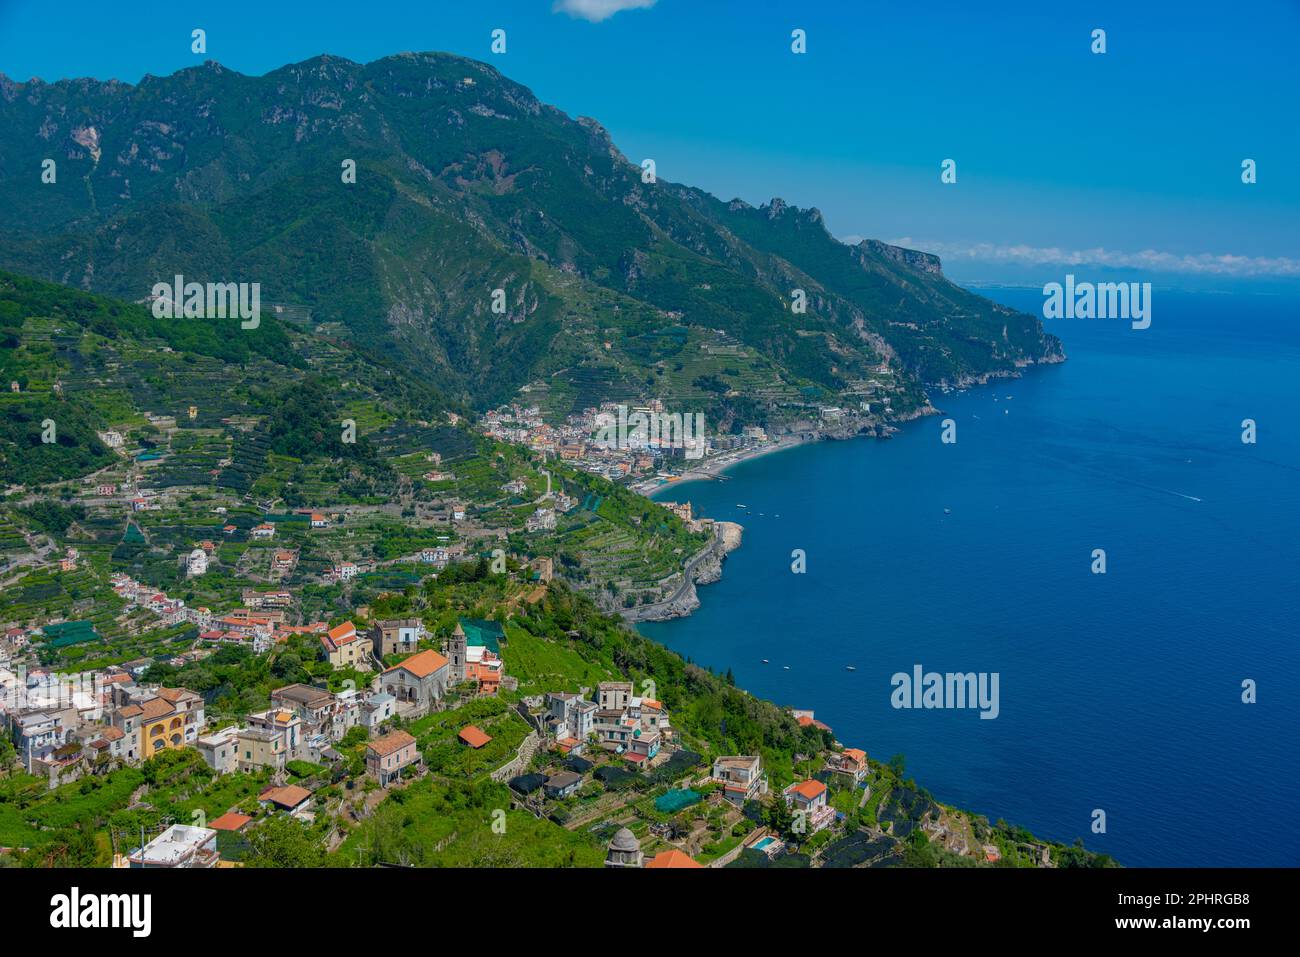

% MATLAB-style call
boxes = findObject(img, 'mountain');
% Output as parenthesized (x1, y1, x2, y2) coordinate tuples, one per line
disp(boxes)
(0, 52, 1061, 427)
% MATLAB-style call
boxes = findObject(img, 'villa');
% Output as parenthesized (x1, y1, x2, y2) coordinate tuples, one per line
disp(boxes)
(827, 747, 869, 786)
(321, 621, 368, 670)
(783, 779, 836, 834)
(711, 755, 769, 806)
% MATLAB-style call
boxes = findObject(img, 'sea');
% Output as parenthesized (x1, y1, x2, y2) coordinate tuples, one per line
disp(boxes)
(641, 285, 1300, 867)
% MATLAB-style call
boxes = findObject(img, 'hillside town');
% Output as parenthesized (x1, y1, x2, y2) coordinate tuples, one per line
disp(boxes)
(481, 401, 773, 486)
(3, 584, 1036, 870)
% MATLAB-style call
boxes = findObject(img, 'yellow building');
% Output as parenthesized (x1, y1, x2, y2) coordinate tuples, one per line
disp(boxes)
(137, 688, 205, 759)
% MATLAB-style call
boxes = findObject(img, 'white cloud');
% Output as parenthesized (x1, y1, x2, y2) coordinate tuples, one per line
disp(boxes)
(553, 0, 657, 23)
(879, 238, 1300, 279)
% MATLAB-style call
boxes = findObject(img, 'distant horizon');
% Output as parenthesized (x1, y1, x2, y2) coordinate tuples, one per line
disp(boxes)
(2, 0, 1296, 284)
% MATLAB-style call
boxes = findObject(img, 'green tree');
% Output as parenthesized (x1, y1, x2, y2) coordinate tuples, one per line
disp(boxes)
(244, 815, 325, 868)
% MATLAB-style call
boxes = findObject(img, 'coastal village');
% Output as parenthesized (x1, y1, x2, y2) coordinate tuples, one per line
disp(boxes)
(0, 389, 1081, 870)
(481, 400, 775, 492)
(3, 577, 1060, 869)
(0, 282, 1080, 870)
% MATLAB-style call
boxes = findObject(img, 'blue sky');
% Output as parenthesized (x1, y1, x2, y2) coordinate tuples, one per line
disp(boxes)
(1, 0, 1297, 283)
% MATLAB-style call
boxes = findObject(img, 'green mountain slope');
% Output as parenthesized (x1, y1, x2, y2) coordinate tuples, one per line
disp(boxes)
(0, 52, 1061, 422)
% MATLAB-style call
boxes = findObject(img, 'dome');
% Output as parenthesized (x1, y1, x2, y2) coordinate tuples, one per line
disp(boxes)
(610, 827, 640, 852)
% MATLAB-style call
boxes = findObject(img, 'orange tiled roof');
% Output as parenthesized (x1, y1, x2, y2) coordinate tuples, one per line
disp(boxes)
(790, 779, 826, 801)
(138, 697, 175, 721)
(646, 849, 703, 869)
(843, 748, 867, 763)
(259, 785, 311, 809)
(327, 621, 357, 643)
(384, 649, 448, 679)
(209, 812, 253, 831)
(458, 725, 492, 748)
(367, 730, 416, 758)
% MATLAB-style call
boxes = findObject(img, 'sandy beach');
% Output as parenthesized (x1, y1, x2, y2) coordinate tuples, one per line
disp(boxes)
(632, 434, 810, 498)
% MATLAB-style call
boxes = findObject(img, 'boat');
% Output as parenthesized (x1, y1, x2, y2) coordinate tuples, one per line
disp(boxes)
(845, 665, 856, 672)
(944, 507, 951, 514)
(761, 659, 769, 664)
(783, 665, 790, 671)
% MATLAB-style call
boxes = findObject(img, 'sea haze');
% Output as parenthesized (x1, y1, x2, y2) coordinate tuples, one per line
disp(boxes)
(641, 286, 1300, 867)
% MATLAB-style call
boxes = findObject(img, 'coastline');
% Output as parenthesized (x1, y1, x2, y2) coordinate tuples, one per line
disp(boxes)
(622, 349, 1068, 624)
(628, 355, 1115, 864)
(631, 433, 811, 499)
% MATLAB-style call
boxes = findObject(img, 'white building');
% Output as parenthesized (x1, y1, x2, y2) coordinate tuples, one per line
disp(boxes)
(128, 824, 219, 868)
(186, 548, 208, 578)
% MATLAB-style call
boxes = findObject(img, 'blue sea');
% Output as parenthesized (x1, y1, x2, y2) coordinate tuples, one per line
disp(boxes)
(641, 286, 1300, 867)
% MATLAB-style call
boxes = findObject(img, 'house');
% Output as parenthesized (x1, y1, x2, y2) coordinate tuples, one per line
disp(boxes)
(783, 779, 836, 834)
(250, 523, 275, 540)
(137, 688, 205, 759)
(593, 711, 641, 752)
(327, 689, 365, 742)
(793, 709, 833, 733)
(711, 755, 768, 806)
(525, 507, 556, 532)
(366, 729, 420, 786)
(258, 784, 313, 815)
(321, 622, 368, 670)
(208, 812, 253, 834)
(545, 692, 596, 750)
(598, 681, 633, 713)
(195, 727, 239, 774)
(370, 618, 422, 658)
(645, 849, 703, 869)
(334, 561, 358, 581)
(377, 649, 450, 715)
(633, 697, 671, 737)
(624, 728, 660, 765)
(827, 747, 868, 786)
(458, 725, 492, 749)
(529, 556, 554, 582)
(236, 726, 288, 772)
(362, 693, 396, 730)
(88, 725, 128, 763)
(8, 709, 72, 772)
(418, 546, 449, 566)
(129, 824, 219, 868)
(543, 770, 583, 799)
(270, 683, 335, 727)
(310, 513, 328, 528)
